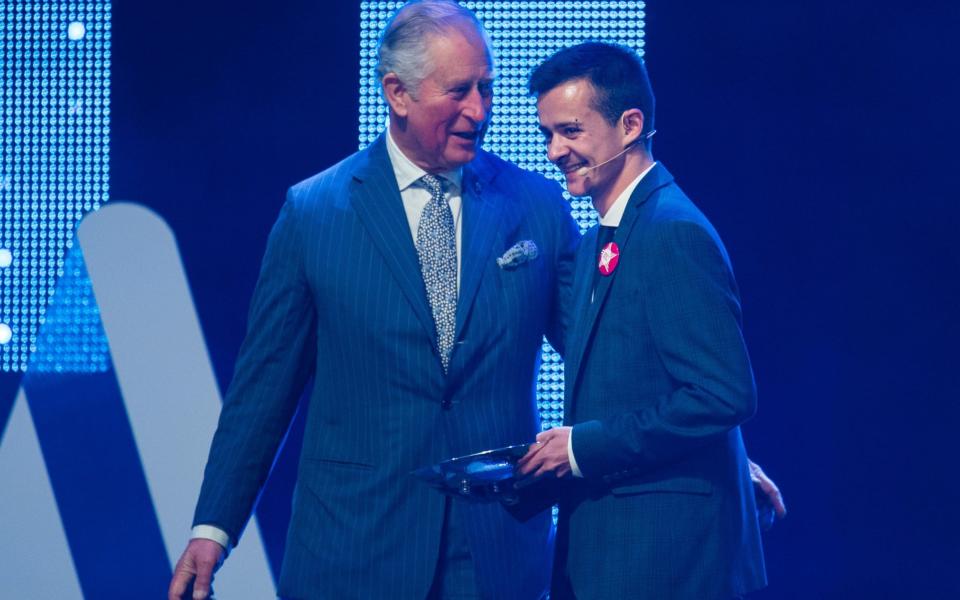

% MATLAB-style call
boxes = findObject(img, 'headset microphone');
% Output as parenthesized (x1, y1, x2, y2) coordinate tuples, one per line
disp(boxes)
(575, 129, 657, 177)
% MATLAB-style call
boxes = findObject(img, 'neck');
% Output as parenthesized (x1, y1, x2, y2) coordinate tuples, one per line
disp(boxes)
(389, 119, 415, 159)
(592, 151, 654, 217)
(388, 119, 437, 173)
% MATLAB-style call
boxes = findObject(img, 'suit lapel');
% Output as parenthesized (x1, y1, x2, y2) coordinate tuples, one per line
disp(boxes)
(562, 227, 600, 414)
(349, 135, 437, 349)
(565, 163, 676, 404)
(454, 156, 503, 345)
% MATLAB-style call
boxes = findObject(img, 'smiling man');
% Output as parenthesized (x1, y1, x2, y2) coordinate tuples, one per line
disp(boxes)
(382, 26, 494, 171)
(168, 2, 578, 599)
(518, 42, 769, 599)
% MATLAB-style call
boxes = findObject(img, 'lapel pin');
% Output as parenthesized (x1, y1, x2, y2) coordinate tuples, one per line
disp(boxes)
(598, 242, 620, 276)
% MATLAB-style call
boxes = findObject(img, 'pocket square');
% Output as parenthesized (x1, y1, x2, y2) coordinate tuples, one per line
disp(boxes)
(496, 240, 539, 269)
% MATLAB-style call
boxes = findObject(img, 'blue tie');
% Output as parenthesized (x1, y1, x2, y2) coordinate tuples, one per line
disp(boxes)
(417, 174, 457, 372)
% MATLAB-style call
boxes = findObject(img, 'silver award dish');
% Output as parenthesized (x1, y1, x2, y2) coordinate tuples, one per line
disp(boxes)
(411, 442, 533, 500)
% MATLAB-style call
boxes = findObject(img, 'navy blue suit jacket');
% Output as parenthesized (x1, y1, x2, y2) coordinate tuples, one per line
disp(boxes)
(193, 135, 579, 599)
(555, 163, 766, 599)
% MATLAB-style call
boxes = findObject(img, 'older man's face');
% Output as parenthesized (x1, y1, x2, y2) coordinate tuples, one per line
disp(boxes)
(394, 25, 493, 172)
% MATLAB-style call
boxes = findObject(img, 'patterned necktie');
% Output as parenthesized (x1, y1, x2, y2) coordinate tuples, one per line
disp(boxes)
(417, 174, 457, 372)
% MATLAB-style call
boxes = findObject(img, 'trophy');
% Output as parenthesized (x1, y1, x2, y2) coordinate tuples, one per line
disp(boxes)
(411, 443, 533, 502)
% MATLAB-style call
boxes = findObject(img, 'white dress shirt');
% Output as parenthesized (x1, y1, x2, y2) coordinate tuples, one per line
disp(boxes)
(385, 127, 464, 290)
(567, 162, 657, 478)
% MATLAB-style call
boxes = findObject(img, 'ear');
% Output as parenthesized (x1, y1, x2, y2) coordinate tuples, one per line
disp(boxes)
(620, 108, 645, 146)
(382, 73, 411, 118)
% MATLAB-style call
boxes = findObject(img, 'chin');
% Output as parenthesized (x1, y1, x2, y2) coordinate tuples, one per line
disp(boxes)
(564, 177, 588, 197)
(444, 148, 476, 168)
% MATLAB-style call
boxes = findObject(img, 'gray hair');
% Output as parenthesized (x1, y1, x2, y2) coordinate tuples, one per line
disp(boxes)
(376, 0, 493, 97)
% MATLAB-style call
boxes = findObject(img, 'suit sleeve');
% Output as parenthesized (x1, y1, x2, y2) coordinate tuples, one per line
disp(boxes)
(571, 220, 757, 479)
(192, 189, 318, 542)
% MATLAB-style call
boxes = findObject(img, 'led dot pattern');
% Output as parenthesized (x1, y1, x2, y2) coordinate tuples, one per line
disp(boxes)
(1, 2, 112, 372)
(30, 244, 109, 373)
(359, 1, 646, 430)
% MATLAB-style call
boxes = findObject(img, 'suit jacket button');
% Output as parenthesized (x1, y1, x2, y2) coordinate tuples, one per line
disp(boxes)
(441, 397, 452, 410)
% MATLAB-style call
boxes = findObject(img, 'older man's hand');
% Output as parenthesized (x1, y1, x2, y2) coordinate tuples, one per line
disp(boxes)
(168, 538, 225, 600)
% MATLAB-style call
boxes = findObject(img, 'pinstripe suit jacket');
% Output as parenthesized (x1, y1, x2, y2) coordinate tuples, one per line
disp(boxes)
(554, 163, 766, 599)
(193, 135, 579, 599)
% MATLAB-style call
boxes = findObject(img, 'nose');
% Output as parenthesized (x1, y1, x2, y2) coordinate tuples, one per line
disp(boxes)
(546, 134, 568, 164)
(462, 87, 489, 125)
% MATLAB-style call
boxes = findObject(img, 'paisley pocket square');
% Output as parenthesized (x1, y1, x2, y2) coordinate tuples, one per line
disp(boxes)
(496, 240, 539, 269)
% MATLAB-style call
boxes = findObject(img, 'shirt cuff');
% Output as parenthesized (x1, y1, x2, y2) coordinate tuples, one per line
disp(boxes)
(567, 426, 583, 478)
(191, 524, 232, 555)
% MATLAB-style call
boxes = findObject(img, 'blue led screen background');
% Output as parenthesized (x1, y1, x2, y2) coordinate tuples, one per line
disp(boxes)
(0, 1, 111, 373)
(360, 1, 646, 224)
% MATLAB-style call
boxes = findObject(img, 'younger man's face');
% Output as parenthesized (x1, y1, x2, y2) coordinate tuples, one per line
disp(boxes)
(537, 78, 626, 199)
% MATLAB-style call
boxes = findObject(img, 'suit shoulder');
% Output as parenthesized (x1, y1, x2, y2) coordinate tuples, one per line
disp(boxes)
(286, 149, 365, 209)
(475, 152, 575, 242)
(648, 184, 722, 237)
(643, 184, 731, 262)
(478, 150, 565, 201)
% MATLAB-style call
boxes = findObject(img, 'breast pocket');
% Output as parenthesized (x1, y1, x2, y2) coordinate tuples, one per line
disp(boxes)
(495, 242, 548, 303)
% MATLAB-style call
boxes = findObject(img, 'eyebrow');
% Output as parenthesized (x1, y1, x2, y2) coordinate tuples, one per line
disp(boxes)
(445, 75, 496, 89)
(540, 119, 581, 131)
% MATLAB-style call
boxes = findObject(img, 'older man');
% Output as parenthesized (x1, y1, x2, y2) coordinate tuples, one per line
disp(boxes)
(168, 2, 576, 599)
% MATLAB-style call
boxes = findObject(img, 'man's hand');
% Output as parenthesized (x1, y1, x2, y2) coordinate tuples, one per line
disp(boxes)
(516, 426, 573, 480)
(168, 538, 225, 600)
(749, 459, 786, 531)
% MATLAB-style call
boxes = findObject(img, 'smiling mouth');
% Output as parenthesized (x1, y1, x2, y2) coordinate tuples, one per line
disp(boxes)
(560, 162, 587, 175)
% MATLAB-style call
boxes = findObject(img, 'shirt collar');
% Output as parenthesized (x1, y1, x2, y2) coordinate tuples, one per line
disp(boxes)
(598, 161, 657, 227)
(386, 126, 462, 193)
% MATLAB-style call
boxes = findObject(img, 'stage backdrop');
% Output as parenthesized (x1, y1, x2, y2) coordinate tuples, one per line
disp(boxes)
(2, 1, 958, 598)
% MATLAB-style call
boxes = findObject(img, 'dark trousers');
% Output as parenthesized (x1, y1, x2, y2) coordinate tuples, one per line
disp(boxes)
(426, 497, 481, 600)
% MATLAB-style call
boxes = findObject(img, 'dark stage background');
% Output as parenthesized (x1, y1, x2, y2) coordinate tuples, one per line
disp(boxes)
(110, 1, 960, 597)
